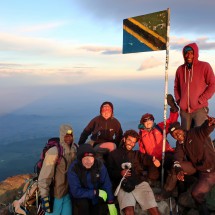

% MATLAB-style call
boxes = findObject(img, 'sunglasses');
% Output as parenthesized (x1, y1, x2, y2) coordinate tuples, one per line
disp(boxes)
(142, 117, 154, 122)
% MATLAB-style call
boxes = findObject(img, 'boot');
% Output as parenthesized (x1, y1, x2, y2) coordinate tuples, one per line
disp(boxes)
(167, 94, 179, 113)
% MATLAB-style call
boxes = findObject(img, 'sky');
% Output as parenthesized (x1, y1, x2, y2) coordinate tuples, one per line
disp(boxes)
(0, 0, 215, 116)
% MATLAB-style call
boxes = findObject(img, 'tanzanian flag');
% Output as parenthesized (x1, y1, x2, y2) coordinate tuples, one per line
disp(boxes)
(123, 10, 168, 54)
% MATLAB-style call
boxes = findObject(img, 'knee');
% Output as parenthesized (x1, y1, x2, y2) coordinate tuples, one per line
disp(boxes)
(191, 189, 205, 204)
(123, 206, 134, 215)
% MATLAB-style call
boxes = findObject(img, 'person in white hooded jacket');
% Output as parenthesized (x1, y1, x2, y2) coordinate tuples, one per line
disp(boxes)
(38, 124, 77, 215)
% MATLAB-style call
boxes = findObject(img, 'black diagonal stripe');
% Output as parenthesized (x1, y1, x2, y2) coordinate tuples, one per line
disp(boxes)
(124, 19, 166, 50)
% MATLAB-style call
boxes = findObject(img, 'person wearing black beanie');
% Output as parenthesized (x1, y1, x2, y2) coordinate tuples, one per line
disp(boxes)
(78, 101, 123, 161)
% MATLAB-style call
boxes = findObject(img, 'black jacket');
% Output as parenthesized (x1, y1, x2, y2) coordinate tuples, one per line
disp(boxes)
(107, 145, 159, 188)
(78, 115, 123, 146)
(175, 120, 215, 173)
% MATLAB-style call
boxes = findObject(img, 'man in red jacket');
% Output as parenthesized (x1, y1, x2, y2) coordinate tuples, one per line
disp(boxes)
(174, 43, 215, 130)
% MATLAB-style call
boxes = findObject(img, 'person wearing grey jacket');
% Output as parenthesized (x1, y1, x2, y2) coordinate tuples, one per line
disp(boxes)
(38, 124, 77, 215)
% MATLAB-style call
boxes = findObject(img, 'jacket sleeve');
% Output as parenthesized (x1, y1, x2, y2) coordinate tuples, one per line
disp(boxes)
(198, 64, 215, 104)
(114, 119, 123, 146)
(67, 163, 95, 199)
(38, 147, 58, 198)
(174, 67, 182, 105)
(107, 152, 122, 183)
(174, 142, 185, 163)
(138, 131, 146, 154)
(141, 154, 159, 181)
(158, 111, 179, 133)
(78, 118, 96, 145)
(100, 164, 115, 203)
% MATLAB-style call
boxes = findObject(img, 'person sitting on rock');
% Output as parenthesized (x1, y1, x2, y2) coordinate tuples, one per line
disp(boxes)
(164, 116, 215, 215)
(107, 129, 161, 215)
(78, 101, 123, 160)
(138, 94, 179, 175)
(67, 144, 118, 215)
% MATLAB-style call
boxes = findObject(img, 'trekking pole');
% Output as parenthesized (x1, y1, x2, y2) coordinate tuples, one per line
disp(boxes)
(114, 163, 132, 196)
(169, 197, 173, 215)
(114, 168, 130, 196)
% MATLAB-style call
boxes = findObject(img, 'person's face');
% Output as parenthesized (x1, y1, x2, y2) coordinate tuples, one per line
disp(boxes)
(184, 50, 194, 64)
(171, 129, 185, 143)
(124, 136, 137, 151)
(101, 104, 112, 119)
(64, 134, 73, 145)
(82, 155, 95, 169)
(143, 117, 154, 129)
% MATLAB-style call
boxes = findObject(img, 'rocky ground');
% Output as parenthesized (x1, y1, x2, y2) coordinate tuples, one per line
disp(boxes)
(0, 174, 214, 215)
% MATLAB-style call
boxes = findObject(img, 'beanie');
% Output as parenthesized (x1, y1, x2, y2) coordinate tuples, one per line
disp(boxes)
(100, 101, 114, 114)
(77, 144, 96, 161)
(183, 46, 193, 56)
(169, 122, 182, 136)
(140, 113, 154, 124)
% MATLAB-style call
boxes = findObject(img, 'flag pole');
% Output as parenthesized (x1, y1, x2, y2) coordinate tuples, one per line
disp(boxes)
(161, 8, 170, 187)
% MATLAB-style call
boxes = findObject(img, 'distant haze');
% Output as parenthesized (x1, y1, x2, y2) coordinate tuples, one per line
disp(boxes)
(0, 78, 214, 181)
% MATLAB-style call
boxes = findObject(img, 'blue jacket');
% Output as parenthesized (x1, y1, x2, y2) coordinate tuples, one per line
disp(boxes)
(67, 159, 114, 205)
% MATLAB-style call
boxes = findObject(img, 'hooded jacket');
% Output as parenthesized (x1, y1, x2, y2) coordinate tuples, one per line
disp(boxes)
(174, 120, 215, 173)
(138, 111, 178, 161)
(68, 159, 114, 205)
(174, 43, 215, 113)
(38, 124, 77, 199)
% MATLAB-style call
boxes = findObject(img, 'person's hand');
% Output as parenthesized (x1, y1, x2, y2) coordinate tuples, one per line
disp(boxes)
(176, 170, 187, 181)
(98, 189, 107, 201)
(41, 196, 51, 213)
(153, 156, 160, 167)
(108, 204, 118, 215)
(121, 169, 131, 178)
(208, 115, 215, 126)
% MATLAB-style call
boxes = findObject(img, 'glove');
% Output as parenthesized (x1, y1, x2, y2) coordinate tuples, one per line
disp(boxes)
(167, 94, 179, 113)
(108, 204, 118, 215)
(173, 161, 183, 175)
(98, 189, 107, 202)
(41, 196, 51, 213)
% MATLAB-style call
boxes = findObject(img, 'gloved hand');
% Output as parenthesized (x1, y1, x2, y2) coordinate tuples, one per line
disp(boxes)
(98, 189, 107, 202)
(173, 161, 183, 175)
(167, 94, 179, 113)
(41, 196, 51, 213)
(108, 204, 118, 215)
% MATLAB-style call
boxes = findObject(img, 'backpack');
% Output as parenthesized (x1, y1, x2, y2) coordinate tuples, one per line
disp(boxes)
(9, 137, 64, 215)
(34, 137, 64, 176)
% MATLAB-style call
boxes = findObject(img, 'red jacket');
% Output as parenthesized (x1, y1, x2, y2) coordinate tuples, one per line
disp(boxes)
(174, 43, 215, 113)
(138, 111, 178, 161)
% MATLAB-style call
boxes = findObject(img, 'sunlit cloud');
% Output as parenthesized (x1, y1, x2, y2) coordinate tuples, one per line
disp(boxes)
(80, 45, 121, 54)
(137, 56, 163, 71)
(17, 21, 67, 32)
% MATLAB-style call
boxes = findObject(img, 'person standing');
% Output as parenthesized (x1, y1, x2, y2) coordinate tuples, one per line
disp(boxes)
(174, 42, 215, 130)
(38, 124, 77, 215)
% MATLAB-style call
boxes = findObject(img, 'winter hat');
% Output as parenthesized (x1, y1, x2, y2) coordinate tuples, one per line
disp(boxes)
(140, 113, 154, 124)
(60, 124, 73, 143)
(100, 101, 114, 114)
(169, 122, 182, 136)
(183, 46, 193, 56)
(77, 144, 96, 161)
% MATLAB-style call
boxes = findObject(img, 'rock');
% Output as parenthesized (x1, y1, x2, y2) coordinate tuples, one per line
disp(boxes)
(0, 174, 34, 215)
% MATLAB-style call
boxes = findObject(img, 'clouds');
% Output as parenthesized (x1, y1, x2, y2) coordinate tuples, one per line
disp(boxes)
(75, 0, 215, 36)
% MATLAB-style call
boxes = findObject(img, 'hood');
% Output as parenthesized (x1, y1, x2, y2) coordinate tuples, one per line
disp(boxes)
(183, 42, 199, 65)
(59, 124, 73, 145)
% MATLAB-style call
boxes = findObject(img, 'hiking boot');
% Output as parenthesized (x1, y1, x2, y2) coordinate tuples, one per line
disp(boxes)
(167, 94, 179, 113)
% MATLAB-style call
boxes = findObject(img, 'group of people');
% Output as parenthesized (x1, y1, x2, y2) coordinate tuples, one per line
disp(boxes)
(30, 42, 215, 215)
